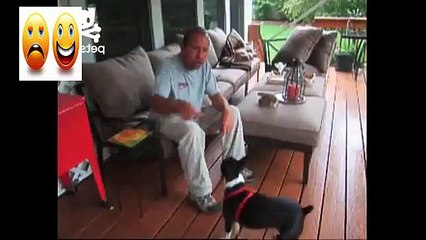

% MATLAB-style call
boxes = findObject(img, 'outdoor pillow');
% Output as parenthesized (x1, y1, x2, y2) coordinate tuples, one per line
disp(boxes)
(272, 26, 323, 65)
(83, 45, 155, 119)
(306, 30, 338, 73)
(208, 27, 227, 60)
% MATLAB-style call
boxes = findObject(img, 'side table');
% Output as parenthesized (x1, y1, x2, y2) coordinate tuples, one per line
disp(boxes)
(58, 93, 108, 207)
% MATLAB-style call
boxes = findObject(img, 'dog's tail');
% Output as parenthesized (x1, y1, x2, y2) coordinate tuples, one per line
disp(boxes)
(302, 205, 314, 216)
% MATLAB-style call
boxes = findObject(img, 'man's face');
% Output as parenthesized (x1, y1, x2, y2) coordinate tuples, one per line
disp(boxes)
(181, 33, 209, 70)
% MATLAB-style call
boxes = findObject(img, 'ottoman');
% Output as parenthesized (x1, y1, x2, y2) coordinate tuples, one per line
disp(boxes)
(237, 91, 326, 184)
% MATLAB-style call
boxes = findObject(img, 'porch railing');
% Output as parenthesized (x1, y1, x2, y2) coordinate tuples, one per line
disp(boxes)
(249, 16, 366, 74)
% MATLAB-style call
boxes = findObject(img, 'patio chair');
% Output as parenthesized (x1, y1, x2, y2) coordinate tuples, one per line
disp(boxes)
(74, 82, 168, 210)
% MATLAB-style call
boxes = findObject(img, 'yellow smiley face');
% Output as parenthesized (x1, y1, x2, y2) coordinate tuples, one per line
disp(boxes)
(22, 13, 49, 70)
(53, 13, 79, 71)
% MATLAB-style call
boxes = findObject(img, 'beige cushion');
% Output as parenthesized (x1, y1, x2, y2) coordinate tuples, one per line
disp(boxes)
(272, 26, 323, 64)
(207, 37, 219, 68)
(147, 49, 175, 74)
(212, 68, 247, 92)
(217, 81, 234, 99)
(163, 43, 181, 55)
(202, 81, 234, 108)
(238, 92, 326, 146)
(208, 27, 227, 59)
(307, 31, 338, 73)
(83, 46, 155, 118)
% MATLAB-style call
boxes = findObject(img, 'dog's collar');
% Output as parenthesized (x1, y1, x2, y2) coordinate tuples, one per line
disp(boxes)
(224, 186, 256, 222)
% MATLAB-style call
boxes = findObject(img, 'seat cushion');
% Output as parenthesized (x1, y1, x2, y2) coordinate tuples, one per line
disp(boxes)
(237, 92, 326, 147)
(252, 72, 327, 98)
(201, 81, 233, 109)
(304, 63, 321, 77)
(218, 81, 234, 100)
(212, 68, 247, 92)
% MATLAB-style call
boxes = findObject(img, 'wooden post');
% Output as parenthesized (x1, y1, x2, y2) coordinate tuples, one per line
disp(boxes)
(248, 22, 264, 61)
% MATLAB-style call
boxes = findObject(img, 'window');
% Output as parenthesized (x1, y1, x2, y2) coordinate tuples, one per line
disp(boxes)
(204, 0, 219, 29)
(161, 0, 197, 45)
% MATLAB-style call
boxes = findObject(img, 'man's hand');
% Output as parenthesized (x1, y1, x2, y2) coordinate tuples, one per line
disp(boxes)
(221, 107, 233, 135)
(177, 100, 203, 120)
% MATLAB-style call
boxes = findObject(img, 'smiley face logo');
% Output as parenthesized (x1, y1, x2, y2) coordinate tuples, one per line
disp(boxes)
(53, 13, 79, 71)
(22, 13, 49, 70)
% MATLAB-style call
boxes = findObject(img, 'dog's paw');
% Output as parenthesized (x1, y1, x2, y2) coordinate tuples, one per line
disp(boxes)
(232, 222, 240, 235)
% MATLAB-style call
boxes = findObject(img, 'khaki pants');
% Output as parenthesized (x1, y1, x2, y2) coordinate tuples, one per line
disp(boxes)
(157, 105, 246, 197)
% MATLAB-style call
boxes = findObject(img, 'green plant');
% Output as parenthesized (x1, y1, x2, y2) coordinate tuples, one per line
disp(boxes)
(253, 0, 289, 21)
(255, 0, 367, 23)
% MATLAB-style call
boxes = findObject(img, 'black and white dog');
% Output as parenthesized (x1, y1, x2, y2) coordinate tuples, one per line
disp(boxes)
(221, 157, 313, 239)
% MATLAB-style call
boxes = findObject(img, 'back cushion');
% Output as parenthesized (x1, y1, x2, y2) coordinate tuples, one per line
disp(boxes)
(306, 31, 338, 73)
(163, 43, 181, 55)
(83, 46, 155, 118)
(147, 49, 176, 74)
(208, 27, 227, 59)
(226, 29, 246, 49)
(272, 26, 323, 65)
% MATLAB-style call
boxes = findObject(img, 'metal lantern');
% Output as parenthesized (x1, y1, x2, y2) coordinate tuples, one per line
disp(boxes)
(275, 59, 306, 104)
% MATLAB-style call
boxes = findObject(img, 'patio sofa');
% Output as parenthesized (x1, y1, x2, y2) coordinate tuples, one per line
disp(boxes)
(79, 27, 260, 196)
(237, 26, 338, 185)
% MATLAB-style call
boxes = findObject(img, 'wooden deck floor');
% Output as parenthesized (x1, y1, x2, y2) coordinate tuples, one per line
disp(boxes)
(58, 67, 367, 239)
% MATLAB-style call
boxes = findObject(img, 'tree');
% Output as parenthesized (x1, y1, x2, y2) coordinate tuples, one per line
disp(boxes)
(253, 0, 289, 21)
(260, 0, 367, 23)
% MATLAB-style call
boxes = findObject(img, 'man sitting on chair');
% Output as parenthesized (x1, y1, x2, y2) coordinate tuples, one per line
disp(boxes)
(150, 26, 254, 214)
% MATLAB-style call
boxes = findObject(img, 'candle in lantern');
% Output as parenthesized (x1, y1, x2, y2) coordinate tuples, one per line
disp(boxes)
(287, 82, 297, 102)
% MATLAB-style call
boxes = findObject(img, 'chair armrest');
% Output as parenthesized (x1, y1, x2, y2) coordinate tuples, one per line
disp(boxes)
(96, 112, 158, 133)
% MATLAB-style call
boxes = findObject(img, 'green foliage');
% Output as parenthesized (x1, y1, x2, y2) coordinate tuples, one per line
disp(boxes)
(318, 0, 367, 18)
(253, 0, 366, 22)
(253, 0, 288, 21)
(282, 0, 315, 22)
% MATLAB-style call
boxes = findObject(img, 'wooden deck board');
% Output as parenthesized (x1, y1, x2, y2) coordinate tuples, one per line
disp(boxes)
(104, 137, 224, 238)
(356, 74, 367, 162)
(57, 178, 108, 238)
(299, 68, 337, 240)
(58, 67, 367, 239)
(238, 149, 293, 240)
(263, 150, 303, 239)
(346, 74, 367, 239)
(101, 158, 183, 239)
(74, 158, 157, 238)
(319, 71, 348, 239)
(209, 142, 277, 239)
(234, 144, 277, 239)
